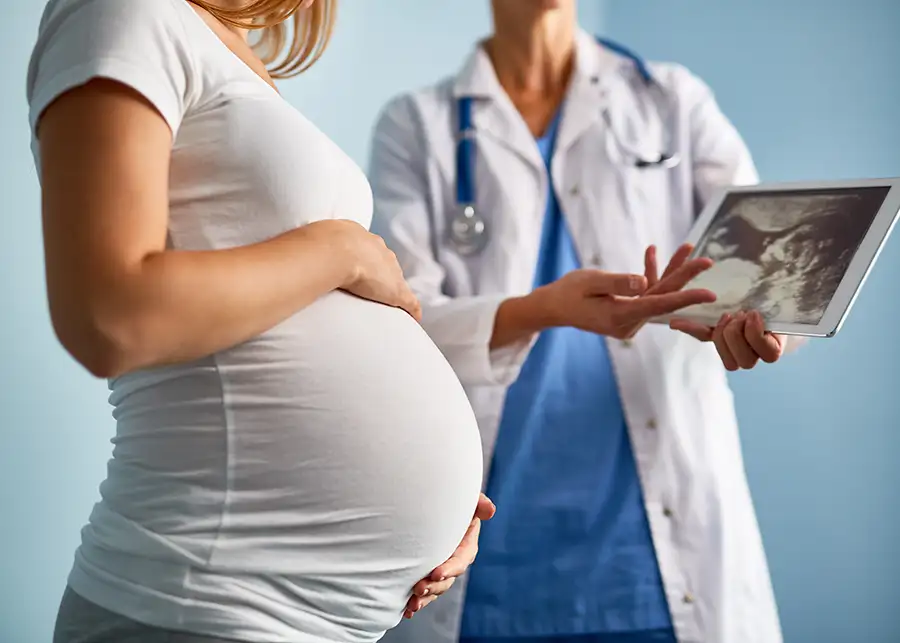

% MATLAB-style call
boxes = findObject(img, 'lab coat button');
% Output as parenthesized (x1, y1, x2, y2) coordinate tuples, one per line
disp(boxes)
(682, 592, 695, 605)
(647, 418, 658, 430)
(570, 184, 580, 196)
(621, 339, 633, 348)
(663, 507, 673, 518)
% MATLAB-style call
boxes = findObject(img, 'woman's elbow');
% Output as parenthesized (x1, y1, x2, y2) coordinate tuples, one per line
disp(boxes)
(74, 344, 129, 379)
(50, 307, 147, 378)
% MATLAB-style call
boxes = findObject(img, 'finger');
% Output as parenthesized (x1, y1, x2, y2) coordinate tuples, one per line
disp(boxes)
(669, 318, 714, 342)
(583, 271, 648, 297)
(415, 577, 457, 601)
(650, 257, 714, 295)
(474, 493, 496, 521)
(432, 518, 481, 580)
(744, 311, 783, 363)
(617, 288, 716, 324)
(431, 518, 482, 581)
(660, 243, 695, 281)
(415, 593, 439, 612)
(404, 594, 439, 618)
(410, 572, 457, 598)
(406, 578, 456, 611)
(713, 314, 739, 371)
(400, 290, 422, 322)
(410, 577, 430, 598)
(645, 245, 660, 288)
(723, 313, 759, 369)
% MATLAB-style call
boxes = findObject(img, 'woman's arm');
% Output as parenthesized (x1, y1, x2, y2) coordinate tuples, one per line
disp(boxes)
(38, 79, 397, 378)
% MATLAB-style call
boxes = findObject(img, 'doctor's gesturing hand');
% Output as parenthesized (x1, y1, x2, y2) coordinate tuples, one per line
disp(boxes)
(491, 243, 717, 348)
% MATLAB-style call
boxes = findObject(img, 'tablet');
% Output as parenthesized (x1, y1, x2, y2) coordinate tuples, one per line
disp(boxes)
(654, 177, 900, 337)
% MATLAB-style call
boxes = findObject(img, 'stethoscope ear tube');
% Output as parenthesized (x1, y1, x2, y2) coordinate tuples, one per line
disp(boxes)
(455, 97, 476, 207)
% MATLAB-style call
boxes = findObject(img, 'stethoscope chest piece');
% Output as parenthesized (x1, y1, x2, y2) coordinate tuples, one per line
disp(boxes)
(448, 204, 489, 256)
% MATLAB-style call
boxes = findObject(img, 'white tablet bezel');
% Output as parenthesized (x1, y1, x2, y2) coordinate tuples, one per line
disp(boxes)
(652, 177, 900, 338)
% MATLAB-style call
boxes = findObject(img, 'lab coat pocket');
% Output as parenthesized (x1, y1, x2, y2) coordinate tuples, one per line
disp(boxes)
(683, 341, 742, 473)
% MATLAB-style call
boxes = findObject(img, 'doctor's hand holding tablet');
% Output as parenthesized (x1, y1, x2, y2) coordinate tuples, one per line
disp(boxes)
(659, 177, 900, 370)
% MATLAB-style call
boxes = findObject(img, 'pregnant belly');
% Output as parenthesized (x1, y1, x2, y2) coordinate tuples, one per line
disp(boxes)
(215, 291, 484, 568)
(99, 291, 483, 640)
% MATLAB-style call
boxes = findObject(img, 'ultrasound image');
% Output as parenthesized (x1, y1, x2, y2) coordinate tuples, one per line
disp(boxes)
(679, 187, 889, 325)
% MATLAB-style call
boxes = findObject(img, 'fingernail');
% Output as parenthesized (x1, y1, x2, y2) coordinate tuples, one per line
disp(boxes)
(421, 588, 429, 596)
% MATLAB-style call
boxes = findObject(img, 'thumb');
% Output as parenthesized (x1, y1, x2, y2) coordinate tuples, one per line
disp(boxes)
(475, 493, 496, 520)
(583, 271, 647, 297)
(669, 318, 714, 342)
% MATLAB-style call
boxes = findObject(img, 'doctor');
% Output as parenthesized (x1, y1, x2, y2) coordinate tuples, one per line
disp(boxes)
(370, 1, 797, 642)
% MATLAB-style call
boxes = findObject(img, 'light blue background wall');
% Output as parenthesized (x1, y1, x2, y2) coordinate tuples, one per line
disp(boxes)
(1, 1, 897, 642)
(602, 2, 900, 642)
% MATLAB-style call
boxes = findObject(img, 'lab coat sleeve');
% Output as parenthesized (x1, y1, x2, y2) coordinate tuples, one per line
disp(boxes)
(681, 66, 805, 354)
(368, 94, 534, 386)
(678, 65, 759, 208)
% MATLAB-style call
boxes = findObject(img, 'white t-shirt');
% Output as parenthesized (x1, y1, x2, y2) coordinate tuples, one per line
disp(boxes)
(27, 0, 484, 641)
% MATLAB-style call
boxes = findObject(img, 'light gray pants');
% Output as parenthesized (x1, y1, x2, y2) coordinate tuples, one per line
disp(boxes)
(53, 586, 247, 643)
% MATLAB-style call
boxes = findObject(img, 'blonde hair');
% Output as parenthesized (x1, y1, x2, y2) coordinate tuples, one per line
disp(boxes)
(189, 0, 338, 78)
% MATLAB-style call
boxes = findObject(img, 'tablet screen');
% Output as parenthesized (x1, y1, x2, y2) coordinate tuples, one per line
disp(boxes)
(690, 186, 891, 324)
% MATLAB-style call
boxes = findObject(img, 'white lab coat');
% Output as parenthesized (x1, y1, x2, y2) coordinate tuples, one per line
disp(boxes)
(369, 30, 786, 643)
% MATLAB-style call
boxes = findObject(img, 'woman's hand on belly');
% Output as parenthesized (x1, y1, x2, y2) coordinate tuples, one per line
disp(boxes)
(332, 220, 422, 321)
(402, 493, 496, 619)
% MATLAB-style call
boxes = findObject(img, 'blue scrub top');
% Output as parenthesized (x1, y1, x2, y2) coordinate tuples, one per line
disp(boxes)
(459, 109, 674, 641)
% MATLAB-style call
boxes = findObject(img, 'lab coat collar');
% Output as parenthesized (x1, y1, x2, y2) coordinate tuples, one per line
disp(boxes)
(451, 28, 630, 167)
(450, 28, 624, 100)
(451, 38, 498, 100)
(555, 29, 631, 153)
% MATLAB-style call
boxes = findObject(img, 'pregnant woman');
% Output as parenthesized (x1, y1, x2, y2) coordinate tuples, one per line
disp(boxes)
(29, 0, 490, 641)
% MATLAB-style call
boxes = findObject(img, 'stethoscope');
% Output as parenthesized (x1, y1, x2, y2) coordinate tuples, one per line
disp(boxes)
(449, 36, 681, 256)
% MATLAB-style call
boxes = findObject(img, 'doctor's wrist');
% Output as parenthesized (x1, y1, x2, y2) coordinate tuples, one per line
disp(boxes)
(489, 291, 557, 350)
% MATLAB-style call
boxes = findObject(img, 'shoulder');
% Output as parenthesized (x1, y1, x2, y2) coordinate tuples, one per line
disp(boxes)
(373, 75, 456, 141)
(645, 60, 719, 107)
(643, 59, 757, 185)
(31, 0, 190, 46)
(27, 0, 194, 91)
(27, 0, 199, 137)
